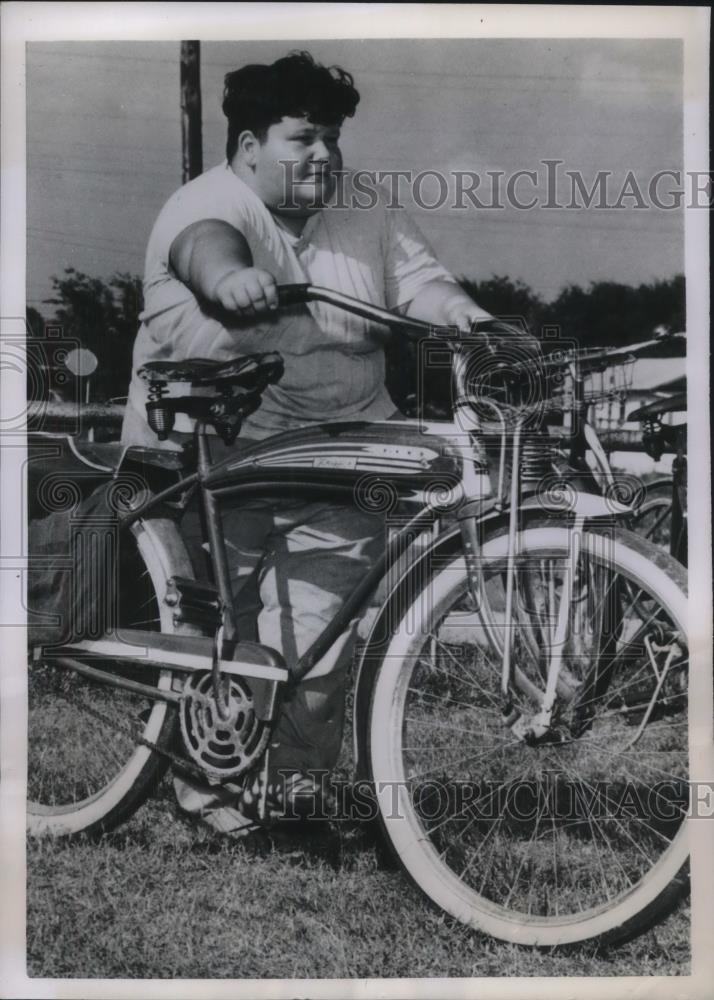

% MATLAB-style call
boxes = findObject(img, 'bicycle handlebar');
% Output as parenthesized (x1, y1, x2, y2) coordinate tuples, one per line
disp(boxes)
(277, 283, 454, 337)
(275, 283, 520, 342)
(531, 332, 686, 375)
(275, 283, 682, 393)
(275, 284, 541, 409)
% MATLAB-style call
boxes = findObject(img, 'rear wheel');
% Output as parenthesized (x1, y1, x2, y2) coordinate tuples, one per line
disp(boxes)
(368, 523, 689, 946)
(27, 518, 191, 837)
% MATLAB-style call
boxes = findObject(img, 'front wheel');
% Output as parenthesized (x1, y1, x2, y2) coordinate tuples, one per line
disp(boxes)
(27, 517, 194, 837)
(367, 522, 689, 946)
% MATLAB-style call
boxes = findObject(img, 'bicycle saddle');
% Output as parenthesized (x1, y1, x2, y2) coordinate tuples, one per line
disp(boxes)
(138, 352, 284, 389)
(139, 352, 284, 444)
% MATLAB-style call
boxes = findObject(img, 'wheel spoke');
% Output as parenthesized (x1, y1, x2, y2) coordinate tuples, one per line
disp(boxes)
(371, 525, 689, 942)
(28, 524, 175, 836)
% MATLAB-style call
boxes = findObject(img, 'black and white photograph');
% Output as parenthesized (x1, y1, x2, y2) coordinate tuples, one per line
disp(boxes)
(1, 3, 712, 996)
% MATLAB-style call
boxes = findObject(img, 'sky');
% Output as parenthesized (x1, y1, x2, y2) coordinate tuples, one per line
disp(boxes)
(26, 37, 684, 313)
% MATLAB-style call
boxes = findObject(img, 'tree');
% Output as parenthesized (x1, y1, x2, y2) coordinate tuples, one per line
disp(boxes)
(26, 306, 46, 338)
(45, 268, 143, 400)
(542, 275, 685, 347)
(39, 266, 684, 410)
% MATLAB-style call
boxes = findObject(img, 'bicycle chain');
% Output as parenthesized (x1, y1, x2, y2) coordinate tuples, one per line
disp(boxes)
(59, 677, 211, 783)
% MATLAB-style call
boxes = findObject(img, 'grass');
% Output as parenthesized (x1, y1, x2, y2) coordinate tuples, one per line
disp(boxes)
(26, 773, 690, 981)
(26, 525, 691, 981)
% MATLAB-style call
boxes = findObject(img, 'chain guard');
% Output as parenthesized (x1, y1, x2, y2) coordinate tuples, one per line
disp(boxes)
(179, 671, 269, 780)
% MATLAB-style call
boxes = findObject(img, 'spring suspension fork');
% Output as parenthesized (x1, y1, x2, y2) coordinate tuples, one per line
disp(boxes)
(453, 346, 493, 611)
(499, 418, 585, 740)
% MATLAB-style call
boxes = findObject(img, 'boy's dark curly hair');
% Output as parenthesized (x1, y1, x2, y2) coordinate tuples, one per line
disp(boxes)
(222, 51, 360, 160)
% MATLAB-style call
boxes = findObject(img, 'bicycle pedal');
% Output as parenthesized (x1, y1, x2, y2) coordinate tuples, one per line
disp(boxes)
(165, 576, 224, 630)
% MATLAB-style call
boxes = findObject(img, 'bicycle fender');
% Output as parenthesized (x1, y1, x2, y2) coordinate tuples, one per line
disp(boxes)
(131, 515, 203, 636)
(352, 522, 464, 782)
(640, 476, 677, 497)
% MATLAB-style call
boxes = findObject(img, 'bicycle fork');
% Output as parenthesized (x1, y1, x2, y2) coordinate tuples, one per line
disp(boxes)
(480, 422, 584, 744)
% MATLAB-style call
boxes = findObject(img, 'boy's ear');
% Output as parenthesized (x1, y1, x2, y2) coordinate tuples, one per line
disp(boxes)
(237, 130, 260, 165)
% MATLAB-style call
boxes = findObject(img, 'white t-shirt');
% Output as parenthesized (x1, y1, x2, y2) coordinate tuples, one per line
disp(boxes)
(122, 163, 456, 445)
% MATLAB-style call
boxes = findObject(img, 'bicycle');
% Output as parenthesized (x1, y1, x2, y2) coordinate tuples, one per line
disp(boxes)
(519, 332, 686, 564)
(27, 284, 690, 947)
(627, 383, 687, 565)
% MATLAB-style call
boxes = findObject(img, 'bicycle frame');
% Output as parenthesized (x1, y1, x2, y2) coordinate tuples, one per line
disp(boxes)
(27, 291, 691, 943)
(549, 332, 686, 500)
(46, 284, 634, 756)
(109, 411, 492, 684)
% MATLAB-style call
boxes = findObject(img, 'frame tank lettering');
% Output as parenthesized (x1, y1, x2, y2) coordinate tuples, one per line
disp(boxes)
(204, 420, 478, 495)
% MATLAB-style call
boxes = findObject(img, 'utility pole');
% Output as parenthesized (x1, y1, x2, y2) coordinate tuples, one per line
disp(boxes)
(180, 40, 203, 183)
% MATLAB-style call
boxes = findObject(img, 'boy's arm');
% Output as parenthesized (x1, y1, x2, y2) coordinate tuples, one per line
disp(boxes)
(380, 207, 493, 331)
(402, 278, 493, 332)
(169, 219, 278, 314)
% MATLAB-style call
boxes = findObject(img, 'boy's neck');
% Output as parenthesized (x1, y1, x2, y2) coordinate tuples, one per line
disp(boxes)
(269, 209, 310, 237)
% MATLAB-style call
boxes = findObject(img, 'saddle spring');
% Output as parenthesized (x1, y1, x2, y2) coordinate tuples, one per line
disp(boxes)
(520, 432, 555, 490)
(147, 378, 168, 403)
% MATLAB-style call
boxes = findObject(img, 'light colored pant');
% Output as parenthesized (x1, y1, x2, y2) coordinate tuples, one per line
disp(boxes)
(174, 480, 385, 828)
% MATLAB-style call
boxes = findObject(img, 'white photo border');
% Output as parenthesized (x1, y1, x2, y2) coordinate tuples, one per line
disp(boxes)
(1, 4, 711, 999)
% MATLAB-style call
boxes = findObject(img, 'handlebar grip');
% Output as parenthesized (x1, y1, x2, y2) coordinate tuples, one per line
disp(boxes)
(277, 284, 312, 307)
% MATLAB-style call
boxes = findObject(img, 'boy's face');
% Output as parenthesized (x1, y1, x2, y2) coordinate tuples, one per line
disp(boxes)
(250, 116, 343, 214)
